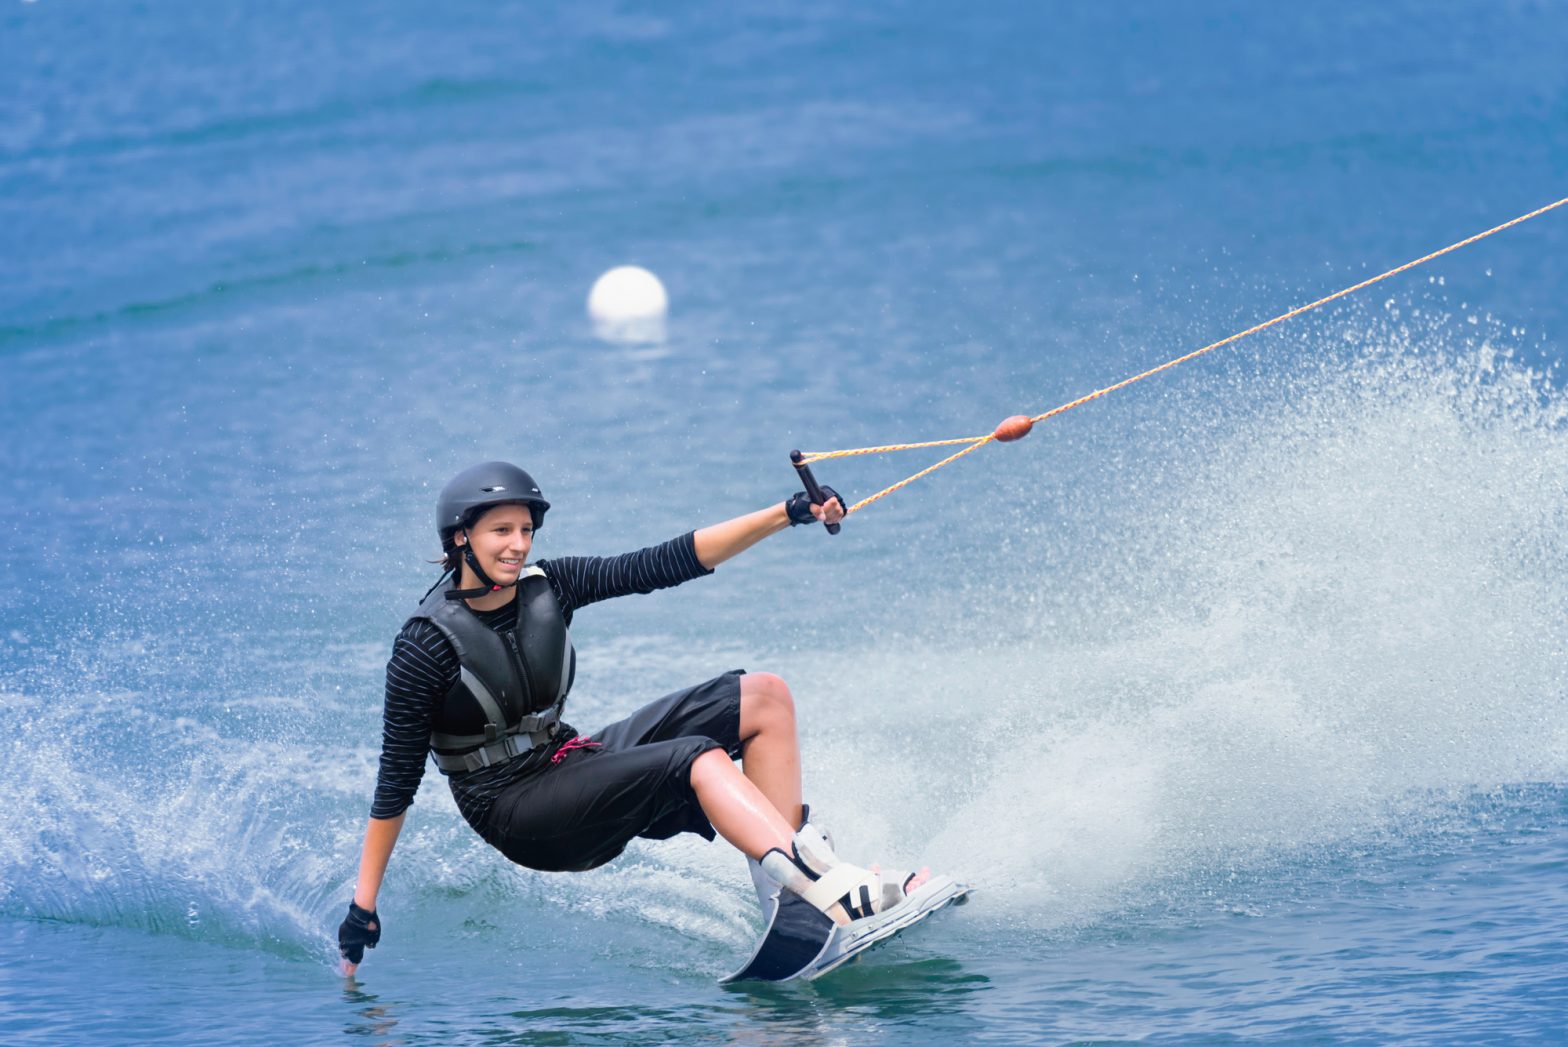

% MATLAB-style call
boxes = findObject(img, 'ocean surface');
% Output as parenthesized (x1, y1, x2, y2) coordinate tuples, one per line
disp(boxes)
(3, 2, 1567, 1043)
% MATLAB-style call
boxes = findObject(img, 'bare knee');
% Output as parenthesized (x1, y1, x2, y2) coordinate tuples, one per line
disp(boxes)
(688, 747, 732, 792)
(740, 672, 796, 736)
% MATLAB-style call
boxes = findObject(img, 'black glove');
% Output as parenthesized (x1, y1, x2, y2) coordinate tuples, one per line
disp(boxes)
(786, 485, 846, 526)
(338, 901, 381, 965)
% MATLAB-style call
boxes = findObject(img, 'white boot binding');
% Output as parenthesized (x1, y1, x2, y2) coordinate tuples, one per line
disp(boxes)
(726, 814, 969, 983)
(747, 804, 831, 914)
(758, 823, 916, 924)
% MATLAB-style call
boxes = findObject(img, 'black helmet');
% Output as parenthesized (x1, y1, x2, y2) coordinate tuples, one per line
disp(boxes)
(436, 461, 550, 541)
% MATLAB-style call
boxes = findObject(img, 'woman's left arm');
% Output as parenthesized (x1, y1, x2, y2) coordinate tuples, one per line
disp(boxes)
(537, 493, 846, 612)
(693, 495, 845, 569)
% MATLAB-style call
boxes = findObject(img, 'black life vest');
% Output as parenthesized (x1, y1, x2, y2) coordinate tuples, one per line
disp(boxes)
(408, 567, 577, 773)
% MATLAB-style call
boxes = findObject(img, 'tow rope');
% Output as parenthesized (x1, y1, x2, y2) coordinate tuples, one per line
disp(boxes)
(791, 196, 1568, 526)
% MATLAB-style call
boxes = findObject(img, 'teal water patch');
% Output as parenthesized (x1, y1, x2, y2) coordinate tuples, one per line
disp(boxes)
(0, 77, 547, 164)
(0, 235, 537, 351)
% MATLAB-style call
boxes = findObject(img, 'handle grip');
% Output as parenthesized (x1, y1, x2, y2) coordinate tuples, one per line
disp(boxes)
(790, 450, 841, 535)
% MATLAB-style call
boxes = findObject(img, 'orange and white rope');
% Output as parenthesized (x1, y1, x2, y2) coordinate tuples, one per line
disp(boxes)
(799, 196, 1568, 516)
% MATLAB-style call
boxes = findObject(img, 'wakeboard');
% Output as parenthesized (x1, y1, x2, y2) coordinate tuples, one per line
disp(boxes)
(722, 874, 969, 983)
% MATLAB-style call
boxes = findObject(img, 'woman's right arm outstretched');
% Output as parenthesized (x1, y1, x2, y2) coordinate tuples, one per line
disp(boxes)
(353, 813, 406, 913)
(340, 813, 405, 974)
(340, 623, 450, 974)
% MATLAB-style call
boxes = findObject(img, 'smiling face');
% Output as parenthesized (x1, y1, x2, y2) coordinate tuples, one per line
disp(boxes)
(452, 503, 535, 591)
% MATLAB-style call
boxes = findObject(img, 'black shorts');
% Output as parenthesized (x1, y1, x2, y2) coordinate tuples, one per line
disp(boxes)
(484, 670, 746, 872)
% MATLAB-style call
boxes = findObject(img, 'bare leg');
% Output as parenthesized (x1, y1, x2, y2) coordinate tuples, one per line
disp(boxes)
(722, 673, 932, 897)
(737, 673, 803, 829)
(689, 748, 796, 860)
(692, 749, 936, 910)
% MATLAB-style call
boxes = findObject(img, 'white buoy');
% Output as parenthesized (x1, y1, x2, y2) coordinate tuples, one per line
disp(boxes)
(587, 265, 668, 343)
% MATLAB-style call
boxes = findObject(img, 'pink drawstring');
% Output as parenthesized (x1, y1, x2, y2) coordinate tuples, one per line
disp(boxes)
(551, 735, 602, 765)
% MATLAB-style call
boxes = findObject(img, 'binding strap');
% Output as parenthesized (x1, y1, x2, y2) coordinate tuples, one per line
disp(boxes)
(801, 864, 872, 915)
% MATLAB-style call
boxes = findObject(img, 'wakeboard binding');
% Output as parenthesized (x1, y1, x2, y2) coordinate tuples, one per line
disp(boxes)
(723, 820, 969, 983)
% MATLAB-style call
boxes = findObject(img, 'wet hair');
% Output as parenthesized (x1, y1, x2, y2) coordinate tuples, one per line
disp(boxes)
(434, 540, 464, 576)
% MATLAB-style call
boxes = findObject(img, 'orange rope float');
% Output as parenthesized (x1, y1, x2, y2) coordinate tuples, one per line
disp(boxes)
(800, 196, 1568, 517)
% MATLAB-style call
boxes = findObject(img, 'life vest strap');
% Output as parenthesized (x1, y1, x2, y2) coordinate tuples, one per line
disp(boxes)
(431, 713, 561, 772)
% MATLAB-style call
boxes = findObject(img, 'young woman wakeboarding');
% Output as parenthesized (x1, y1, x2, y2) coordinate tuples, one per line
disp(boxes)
(338, 461, 957, 980)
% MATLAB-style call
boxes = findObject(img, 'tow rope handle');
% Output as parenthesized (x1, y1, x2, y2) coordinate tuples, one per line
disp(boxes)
(790, 450, 841, 535)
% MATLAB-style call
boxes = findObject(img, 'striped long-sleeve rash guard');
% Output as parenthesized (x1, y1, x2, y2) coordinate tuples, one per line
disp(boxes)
(370, 532, 713, 833)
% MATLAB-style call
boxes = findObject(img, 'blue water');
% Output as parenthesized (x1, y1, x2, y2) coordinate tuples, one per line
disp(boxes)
(4, 2, 1568, 1043)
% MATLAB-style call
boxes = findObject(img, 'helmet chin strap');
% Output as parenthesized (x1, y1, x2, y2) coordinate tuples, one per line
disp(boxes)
(445, 530, 521, 601)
